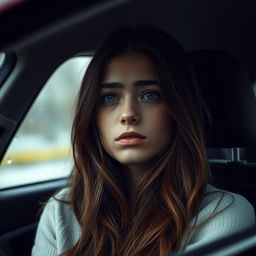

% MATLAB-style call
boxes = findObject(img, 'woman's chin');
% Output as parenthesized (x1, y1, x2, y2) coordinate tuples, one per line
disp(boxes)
(115, 155, 154, 167)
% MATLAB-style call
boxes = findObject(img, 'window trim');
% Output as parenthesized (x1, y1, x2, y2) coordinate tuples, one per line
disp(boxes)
(0, 52, 16, 89)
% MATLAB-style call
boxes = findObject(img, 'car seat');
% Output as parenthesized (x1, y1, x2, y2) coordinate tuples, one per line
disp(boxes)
(189, 50, 256, 210)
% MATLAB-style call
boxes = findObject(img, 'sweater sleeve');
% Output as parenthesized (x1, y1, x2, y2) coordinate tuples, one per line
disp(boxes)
(184, 189, 255, 251)
(31, 198, 58, 256)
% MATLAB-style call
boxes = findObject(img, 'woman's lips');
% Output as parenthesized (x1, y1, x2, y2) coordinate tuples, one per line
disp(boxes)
(116, 137, 145, 146)
(115, 131, 146, 146)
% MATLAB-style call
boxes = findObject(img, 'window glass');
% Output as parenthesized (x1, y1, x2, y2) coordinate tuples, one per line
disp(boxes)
(0, 56, 92, 189)
(0, 52, 5, 68)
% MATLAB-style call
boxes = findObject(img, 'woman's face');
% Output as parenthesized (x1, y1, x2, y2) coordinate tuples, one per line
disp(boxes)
(96, 52, 172, 166)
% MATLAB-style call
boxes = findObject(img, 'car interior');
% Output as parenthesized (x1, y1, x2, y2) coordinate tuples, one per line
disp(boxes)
(0, 0, 256, 255)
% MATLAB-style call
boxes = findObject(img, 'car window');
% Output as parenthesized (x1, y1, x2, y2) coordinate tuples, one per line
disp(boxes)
(0, 56, 92, 189)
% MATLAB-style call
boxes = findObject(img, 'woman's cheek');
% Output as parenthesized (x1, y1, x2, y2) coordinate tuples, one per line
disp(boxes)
(96, 108, 115, 139)
(148, 105, 170, 123)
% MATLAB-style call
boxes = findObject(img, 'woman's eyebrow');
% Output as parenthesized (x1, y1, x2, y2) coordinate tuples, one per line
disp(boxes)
(101, 80, 159, 88)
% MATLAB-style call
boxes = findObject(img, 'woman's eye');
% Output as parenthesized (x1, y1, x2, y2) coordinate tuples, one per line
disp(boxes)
(142, 91, 161, 101)
(102, 94, 118, 104)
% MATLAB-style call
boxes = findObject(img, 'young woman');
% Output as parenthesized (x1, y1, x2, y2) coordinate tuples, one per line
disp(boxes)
(32, 27, 255, 256)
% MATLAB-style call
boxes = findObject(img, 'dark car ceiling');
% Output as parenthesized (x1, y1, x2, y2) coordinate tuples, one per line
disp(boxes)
(1, 0, 256, 79)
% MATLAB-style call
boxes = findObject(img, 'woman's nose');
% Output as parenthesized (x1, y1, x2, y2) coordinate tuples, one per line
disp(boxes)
(120, 113, 140, 125)
(119, 100, 141, 125)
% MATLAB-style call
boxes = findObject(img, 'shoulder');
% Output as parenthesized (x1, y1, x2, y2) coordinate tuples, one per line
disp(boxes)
(35, 186, 74, 230)
(49, 186, 71, 203)
(32, 187, 79, 255)
(41, 187, 71, 220)
(184, 185, 255, 251)
(42, 187, 79, 232)
(200, 184, 255, 226)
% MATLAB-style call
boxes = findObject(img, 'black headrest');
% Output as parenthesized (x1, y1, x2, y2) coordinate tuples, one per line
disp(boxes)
(189, 50, 256, 148)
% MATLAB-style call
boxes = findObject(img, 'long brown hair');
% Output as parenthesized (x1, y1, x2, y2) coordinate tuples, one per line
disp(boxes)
(62, 27, 211, 256)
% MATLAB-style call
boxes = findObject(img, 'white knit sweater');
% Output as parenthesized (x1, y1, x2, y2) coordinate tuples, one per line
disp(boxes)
(31, 185, 255, 255)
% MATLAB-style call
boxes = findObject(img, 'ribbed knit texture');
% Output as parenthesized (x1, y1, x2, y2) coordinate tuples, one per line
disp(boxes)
(31, 185, 255, 255)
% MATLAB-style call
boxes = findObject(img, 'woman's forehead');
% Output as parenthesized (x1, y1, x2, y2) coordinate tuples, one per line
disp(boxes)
(102, 52, 159, 84)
